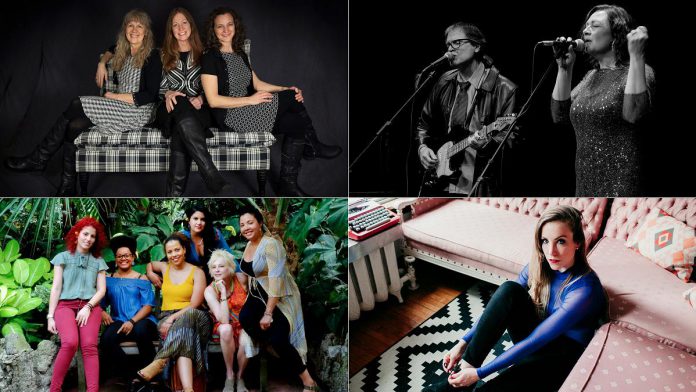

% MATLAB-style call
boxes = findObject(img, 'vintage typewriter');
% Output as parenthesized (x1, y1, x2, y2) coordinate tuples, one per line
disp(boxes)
(348, 198, 401, 241)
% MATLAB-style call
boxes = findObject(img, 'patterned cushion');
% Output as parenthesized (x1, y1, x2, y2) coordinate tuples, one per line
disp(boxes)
(625, 208, 696, 282)
(74, 128, 275, 149)
(76, 146, 270, 173)
(685, 286, 696, 310)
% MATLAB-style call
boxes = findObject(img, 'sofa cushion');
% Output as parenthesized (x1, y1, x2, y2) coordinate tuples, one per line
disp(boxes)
(402, 200, 537, 277)
(560, 322, 696, 391)
(603, 198, 696, 242)
(685, 286, 696, 310)
(588, 237, 696, 353)
(74, 128, 275, 149)
(626, 208, 695, 282)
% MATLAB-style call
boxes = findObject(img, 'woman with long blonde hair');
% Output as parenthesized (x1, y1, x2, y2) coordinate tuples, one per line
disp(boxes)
(429, 206, 607, 391)
(4, 9, 162, 195)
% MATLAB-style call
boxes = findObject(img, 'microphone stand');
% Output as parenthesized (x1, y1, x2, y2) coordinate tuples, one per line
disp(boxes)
(469, 58, 557, 196)
(349, 68, 441, 171)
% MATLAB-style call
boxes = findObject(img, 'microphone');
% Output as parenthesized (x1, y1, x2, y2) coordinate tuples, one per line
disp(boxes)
(420, 52, 455, 73)
(539, 39, 585, 52)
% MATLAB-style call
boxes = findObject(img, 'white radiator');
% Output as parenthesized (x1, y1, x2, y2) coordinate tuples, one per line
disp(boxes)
(349, 239, 420, 321)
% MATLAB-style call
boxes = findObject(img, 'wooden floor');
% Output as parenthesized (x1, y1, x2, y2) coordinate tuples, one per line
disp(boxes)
(349, 261, 473, 376)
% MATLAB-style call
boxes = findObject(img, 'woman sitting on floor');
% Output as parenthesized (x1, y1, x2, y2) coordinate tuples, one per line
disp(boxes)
(428, 205, 607, 391)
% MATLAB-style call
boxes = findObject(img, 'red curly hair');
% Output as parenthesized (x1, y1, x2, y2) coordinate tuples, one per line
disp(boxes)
(64, 217, 108, 257)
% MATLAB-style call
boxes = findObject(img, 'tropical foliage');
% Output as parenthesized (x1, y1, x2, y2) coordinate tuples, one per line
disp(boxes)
(0, 198, 347, 343)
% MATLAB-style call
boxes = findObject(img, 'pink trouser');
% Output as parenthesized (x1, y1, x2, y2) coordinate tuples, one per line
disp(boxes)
(50, 299, 102, 392)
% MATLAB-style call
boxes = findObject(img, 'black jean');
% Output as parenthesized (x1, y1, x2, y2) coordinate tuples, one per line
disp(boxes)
(239, 293, 306, 377)
(99, 319, 159, 378)
(426, 281, 585, 392)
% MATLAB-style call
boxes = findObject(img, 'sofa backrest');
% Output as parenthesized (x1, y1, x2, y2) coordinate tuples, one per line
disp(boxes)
(604, 198, 696, 241)
(468, 198, 608, 250)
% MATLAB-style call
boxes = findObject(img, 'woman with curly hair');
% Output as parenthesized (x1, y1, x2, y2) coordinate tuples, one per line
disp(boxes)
(46, 217, 109, 392)
(200, 7, 342, 196)
(4, 9, 162, 196)
(551, 4, 654, 196)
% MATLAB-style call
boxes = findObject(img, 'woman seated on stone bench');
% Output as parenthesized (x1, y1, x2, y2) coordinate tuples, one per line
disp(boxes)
(204, 249, 251, 392)
(138, 233, 210, 392)
(4, 9, 162, 196)
(100, 235, 158, 385)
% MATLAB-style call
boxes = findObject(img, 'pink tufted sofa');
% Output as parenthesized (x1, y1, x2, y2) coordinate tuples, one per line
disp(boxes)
(399, 197, 608, 285)
(397, 197, 696, 391)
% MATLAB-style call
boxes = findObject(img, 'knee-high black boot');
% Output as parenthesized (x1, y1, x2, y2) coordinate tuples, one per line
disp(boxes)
(166, 151, 191, 196)
(176, 117, 228, 194)
(5, 115, 69, 172)
(298, 109, 342, 160)
(56, 142, 78, 196)
(279, 136, 310, 196)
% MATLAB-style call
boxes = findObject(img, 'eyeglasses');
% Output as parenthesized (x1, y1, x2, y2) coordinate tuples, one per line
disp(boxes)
(446, 38, 473, 50)
(116, 254, 134, 260)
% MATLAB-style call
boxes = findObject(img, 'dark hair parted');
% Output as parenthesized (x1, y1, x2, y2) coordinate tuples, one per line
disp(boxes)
(64, 217, 108, 258)
(237, 205, 264, 226)
(164, 232, 190, 255)
(185, 205, 218, 254)
(582, 4, 634, 67)
(204, 7, 246, 52)
(162, 7, 203, 72)
(444, 22, 487, 59)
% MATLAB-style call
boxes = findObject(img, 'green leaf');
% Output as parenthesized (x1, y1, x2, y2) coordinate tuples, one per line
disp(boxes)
(16, 297, 42, 314)
(0, 306, 19, 317)
(149, 244, 165, 262)
(132, 263, 147, 275)
(0, 285, 7, 304)
(13, 258, 30, 285)
(3, 239, 21, 263)
(327, 200, 348, 237)
(303, 234, 337, 267)
(130, 226, 158, 236)
(0, 260, 11, 275)
(6, 289, 27, 308)
(1, 322, 24, 338)
(0, 276, 17, 289)
(24, 258, 47, 287)
(39, 257, 51, 274)
(136, 234, 158, 253)
(101, 248, 115, 263)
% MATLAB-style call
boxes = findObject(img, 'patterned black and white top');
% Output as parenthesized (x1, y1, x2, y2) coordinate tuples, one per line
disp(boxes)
(221, 52, 278, 133)
(81, 56, 157, 134)
(159, 51, 201, 97)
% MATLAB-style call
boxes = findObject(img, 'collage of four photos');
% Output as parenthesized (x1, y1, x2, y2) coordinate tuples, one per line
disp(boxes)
(1, 1, 695, 391)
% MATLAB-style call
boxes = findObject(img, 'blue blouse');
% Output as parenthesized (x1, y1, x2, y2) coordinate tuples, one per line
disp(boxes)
(464, 264, 606, 379)
(101, 276, 157, 324)
(181, 228, 241, 273)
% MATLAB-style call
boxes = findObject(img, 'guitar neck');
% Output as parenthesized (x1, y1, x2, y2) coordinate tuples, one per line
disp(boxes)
(447, 123, 492, 157)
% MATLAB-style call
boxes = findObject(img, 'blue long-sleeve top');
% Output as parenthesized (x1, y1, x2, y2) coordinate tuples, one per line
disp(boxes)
(181, 228, 241, 273)
(463, 264, 606, 379)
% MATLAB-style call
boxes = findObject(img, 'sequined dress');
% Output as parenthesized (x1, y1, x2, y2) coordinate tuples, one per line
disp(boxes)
(552, 65, 655, 196)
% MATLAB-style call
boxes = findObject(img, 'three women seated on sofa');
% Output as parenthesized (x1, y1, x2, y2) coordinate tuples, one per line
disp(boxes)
(4, 6, 341, 196)
(46, 205, 319, 392)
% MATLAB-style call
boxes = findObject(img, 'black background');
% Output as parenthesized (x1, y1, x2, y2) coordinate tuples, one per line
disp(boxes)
(0, 0, 347, 196)
(349, 0, 693, 196)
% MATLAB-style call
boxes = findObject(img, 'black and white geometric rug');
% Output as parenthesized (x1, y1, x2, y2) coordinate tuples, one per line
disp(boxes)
(350, 282, 513, 392)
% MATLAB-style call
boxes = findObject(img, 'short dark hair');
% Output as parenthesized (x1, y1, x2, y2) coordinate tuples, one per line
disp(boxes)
(163, 232, 190, 255)
(444, 22, 487, 58)
(582, 4, 633, 67)
(109, 235, 137, 256)
(238, 205, 264, 225)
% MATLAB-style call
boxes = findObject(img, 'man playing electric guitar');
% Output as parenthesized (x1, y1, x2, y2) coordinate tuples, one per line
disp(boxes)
(417, 22, 518, 196)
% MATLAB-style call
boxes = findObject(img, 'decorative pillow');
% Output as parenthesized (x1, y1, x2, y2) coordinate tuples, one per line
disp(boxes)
(684, 286, 696, 310)
(625, 208, 695, 282)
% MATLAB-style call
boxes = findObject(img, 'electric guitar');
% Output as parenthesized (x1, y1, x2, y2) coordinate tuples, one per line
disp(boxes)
(422, 114, 517, 194)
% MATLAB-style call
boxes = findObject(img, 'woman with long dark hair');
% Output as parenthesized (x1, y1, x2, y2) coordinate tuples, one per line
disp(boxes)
(200, 7, 342, 196)
(551, 4, 654, 196)
(427, 206, 607, 391)
(4, 9, 162, 196)
(46, 217, 109, 392)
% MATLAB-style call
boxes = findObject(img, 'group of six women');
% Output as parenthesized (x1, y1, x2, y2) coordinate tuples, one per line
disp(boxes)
(4, 7, 341, 196)
(46, 205, 319, 392)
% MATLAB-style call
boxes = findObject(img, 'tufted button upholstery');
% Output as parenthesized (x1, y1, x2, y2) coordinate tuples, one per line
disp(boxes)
(604, 198, 696, 241)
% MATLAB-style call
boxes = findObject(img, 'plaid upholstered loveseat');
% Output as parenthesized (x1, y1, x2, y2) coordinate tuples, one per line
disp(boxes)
(74, 40, 274, 195)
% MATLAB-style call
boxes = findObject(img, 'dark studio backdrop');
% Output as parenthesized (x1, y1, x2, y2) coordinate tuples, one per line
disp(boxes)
(349, 0, 693, 196)
(0, 0, 347, 196)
